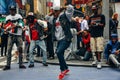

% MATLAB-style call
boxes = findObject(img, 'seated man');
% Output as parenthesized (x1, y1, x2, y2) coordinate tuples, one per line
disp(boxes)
(104, 34, 120, 68)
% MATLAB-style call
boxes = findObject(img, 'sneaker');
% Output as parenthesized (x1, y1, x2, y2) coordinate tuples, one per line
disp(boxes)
(58, 72, 65, 80)
(43, 63, 48, 66)
(63, 69, 70, 75)
(92, 60, 97, 65)
(19, 65, 26, 69)
(28, 64, 34, 68)
(97, 62, 102, 69)
(3, 66, 10, 71)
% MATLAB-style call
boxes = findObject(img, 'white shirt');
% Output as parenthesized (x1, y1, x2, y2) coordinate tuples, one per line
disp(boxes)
(55, 17, 65, 41)
(6, 14, 22, 21)
(81, 19, 89, 31)
(6, 14, 23, 36)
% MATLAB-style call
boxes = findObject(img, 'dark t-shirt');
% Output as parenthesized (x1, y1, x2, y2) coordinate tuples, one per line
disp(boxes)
(89, 14, 105, 37)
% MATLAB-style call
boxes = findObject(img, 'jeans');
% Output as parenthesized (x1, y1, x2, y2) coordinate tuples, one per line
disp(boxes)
(109, 54, 120, 67)
(24, 41, 30, 59)
(77, 36, 82, 49)
(83, 51, 92, 61)
(46, 37, 54, 57)
(56, 39, 71, 71)
(1, 33, 8, 56)
(7, 35, 23, 66)
(29, 40, 47, 65)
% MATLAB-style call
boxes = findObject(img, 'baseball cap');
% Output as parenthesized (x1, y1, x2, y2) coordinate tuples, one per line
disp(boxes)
(26, 12, 35, 19)
(9, 5, 16, 10)
(111, 34, 118, 38)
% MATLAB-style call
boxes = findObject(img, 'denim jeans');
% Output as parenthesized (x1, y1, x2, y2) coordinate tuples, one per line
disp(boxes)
(56, 39, 71, 71)
(46, 37, 54, 57)
(29, 40, 47, 65)
(7, 35, 23, 66)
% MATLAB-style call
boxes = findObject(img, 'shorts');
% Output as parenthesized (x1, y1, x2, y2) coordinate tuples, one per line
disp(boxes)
(90, 37, 104, 52)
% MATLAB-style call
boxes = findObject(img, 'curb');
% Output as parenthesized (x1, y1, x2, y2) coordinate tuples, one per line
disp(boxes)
(34, 60, 110, 68)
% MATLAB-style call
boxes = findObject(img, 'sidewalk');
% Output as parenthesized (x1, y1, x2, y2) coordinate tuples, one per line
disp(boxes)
(33, 36, 110, 67)
(0, 46, 17, 68)
(34, 50, 109, 67)
(0, 45, 109, 68)
(35, 57, 109, 67)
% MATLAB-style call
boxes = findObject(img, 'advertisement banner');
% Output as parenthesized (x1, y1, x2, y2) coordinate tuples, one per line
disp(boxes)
(0, 0, 7, 14)
(0, 0, 16, 14)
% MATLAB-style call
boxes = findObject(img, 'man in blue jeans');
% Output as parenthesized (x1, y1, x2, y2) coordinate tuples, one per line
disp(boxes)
(56, 5, 74, 79)
(46, 5, 74, 79)
(26, 12, 48, 67)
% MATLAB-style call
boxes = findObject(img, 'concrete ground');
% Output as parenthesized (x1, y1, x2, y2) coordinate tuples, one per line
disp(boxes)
(0, 63, 120, 80)
(0, 43, 119, 80)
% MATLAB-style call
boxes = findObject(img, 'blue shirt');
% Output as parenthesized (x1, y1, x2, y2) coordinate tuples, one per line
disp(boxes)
(104, 40, 120, 60)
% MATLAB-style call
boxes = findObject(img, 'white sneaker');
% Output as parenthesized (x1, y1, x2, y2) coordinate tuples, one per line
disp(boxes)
(92, 60, 97, 65)
(97, 62, 102, 69)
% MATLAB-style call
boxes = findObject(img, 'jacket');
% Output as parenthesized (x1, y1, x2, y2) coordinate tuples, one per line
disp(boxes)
(104, 40, 120, 60)
(28, 19, 47, 40)
(58, 12, 73, 41)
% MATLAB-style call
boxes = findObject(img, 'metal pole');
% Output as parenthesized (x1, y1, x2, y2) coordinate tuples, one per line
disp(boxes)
(102, 0, 109, 40)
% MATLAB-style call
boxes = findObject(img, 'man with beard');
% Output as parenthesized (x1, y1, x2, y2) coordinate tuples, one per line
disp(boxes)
(89, 5, 105, 69)
(3, 5, 26, 70)
(26, 12, 48, 68)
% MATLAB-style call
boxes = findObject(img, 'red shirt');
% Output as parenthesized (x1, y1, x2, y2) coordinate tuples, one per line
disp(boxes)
(30, 20, 39, 40)
(82, 33, 91, 51)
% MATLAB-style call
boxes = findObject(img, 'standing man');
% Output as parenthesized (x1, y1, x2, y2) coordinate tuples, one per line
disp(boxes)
(46, 5, 74, 79)
(56, 5, 74, 79)
(26, 12, 48, 68)
(57, 5, 74, 79)
(45, 8, 55, 59)
(3, 5, 26, 70)
(89, 5, 105, 69)
(0, 15, 8, 57)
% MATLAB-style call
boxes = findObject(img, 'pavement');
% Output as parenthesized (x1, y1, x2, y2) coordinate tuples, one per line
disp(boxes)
(0, 45, 120, 80)
(0, 63, 120, 80)
(0, 46, 109, 68)
(0, 37, 110, 68)
(35, 57, 109, 68)
(33, 39, 109, 67)
(34, 49, 109, 67)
